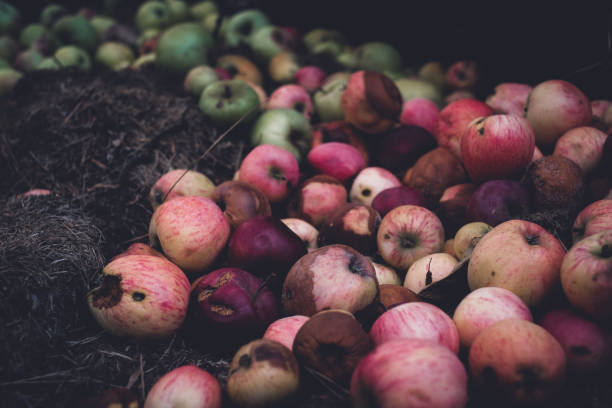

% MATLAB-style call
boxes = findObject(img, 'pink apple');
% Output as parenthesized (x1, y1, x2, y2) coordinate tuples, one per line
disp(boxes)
(467, 219, 566, 307)
(446, 60, 478, 90)
(287, 175, 348, 227)
(403, 253, 458, 293)
(525, 79, 592, 146)
(350, 339, 468, 408)
(433, 98, 493, 158)
(112, 243, 164, 261)
(377, 204, 445, 270)
(263, 315, 309, 350)
(572, 199, 612, 243)
(399, 97, 439, 133)
(266, 84, 313, 120)
(453, 287, 532, 349)
(149, 169, 216, 210)
(485, 82, 532, 116)
(553, 126, 608, 174)
(238, 144, 300, 203)
(307, 142, 366, 183)
(281, 218, 319, 251)
(370, 301, 460, 353)
(350, 166, 401, 206)
(149, 196, 230, 276)
(144, 365, 222, 408)
(294, 65, 326, 93)
(461, 114, 535, 182)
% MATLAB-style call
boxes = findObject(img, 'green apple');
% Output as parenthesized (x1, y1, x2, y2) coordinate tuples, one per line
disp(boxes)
(303, 28, 345, 55)
(0, 68, 22, 95)
(199, 79, 260, 128)
(354, 41, 402, 73)
(313, 72, 350, 122)
(394, 77, 443, 107)
(136, 1, 171, 32)
(222, 9, 270, 48)
(131, 53, 155, 70)
(184, 65, 219, 96)
(35, 57, 61, 70)
(336, 46, 357, 70)
(249, 26, 294, 62)
(0, 1, 19, 35)
(166, 0, 189, 23)
(96, 42, 134, 70)
(54, 45, 91, 70)
(251, 109, 313, 161)
(418, 61, 446, 90)
(90, 16, 116, 40)
(14, 48, 44, 72)
(41, 4, 67, 27)
(20, 24, 46, 48)
(190, 1, 218, 20)
(137, 28, 160, 51)
(0, 34, 16, 61)
(155, 22, 212, 75)
(51, 15, 98, 51)
(0, 57, 8, 68)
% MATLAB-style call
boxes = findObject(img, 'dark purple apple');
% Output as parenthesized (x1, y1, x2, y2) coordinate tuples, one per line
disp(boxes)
(318, 203, 381, 255)
(191, 268, 279, 342)
(373, 125, 437, 172)
(437, 183, 478, 236)
(466, 180, 529, 226)
(371, 186, 429, 217)
(227, 216, 307, 288)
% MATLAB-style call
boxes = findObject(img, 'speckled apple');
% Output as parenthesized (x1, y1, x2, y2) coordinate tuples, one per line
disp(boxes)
(403, 253, 458, 293)
(553, 126, 608, 174)
(287, 175, 348, 227)
(144, 365, 221, 408)
(149, 169, 215, 210)
(263, 315, 309, 350)
(485, 82, 532, 116)
(572, 199, 612, 243)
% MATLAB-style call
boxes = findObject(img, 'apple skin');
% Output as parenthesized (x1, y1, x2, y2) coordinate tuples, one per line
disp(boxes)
(144, 365, 221, 408)
(307, 142, 366, 183)
(341, 70, 403, 134)
(95, 41, 135, 70)
(313, 72, 350, 122)
(377, 204, 445, 270)
(465, 180, 530, 227)
(199, 79, 260, 128)
(112, 243, 164, 261)
(184, 65, 220, 96)
(317, 203, 381, 256)
(350, 167, 401, 207)
(221, 9, 270, 48)
(281, 218, 319, 252)
(453, 221, 492, 260)
(287, 175, 348, 227)
(311, 121, 369, 163)
(560, 230, 612, 320)
(217, 54, 262, 85)
(211, 180, 272, 229)
(525, 79, 592, 147)
(433, 98, 493, 158)
(369, 301, 460, 353)
(540, 308, 609, 375)
(468, 219, 566, 307)
(437, 183, 478, 236)
(250, 109, 313, 162)
(249, 26, 297, 63)
(403, 253, 458, 293)
(553, 126, 608, 174)
(238, 144, 300, 203)
(371, 186, 428, 218)
(263, 315, 309, 350)
(155, 22, 213, 75)
(485, 82, 532, 116)
(353, 41, 402, 73)
(350, 339, 468, 408)
(371, 262, 401, 285)
(461, 114, 535, 183)
(399, 97, 440, 134)
(469, 319, 566, 407)
(266, 84, 314, 121)
(149, 169, 215, 210)
(268, 51, 300, 84)
(88, 255, 191, 339)
(446, 60, 478, 90)
(294, 66, 326, 93)
(453, 287, 532, 349)
(373, 124, 437, 172)
(572, 199, 612, 243)
(149, 196, 230, 276)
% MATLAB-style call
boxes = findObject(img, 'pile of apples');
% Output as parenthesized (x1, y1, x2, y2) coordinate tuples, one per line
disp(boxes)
(3, 1, 612, 407)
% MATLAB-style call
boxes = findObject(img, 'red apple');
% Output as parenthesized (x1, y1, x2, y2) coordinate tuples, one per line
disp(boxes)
(294, 65, 326, 93)
(311, 121, 370, 163)
(266, 84, 314, 121)
(144, 365, 221, 408)
(437, 183, 478, 236)
(572, 199, 612, 243)
(149, 169, 215, 210)
(371, 186, 428, 217)
(307, 142, 366, 183)
(373, 124, 437, 172)
(287, 175, 348, 227)
(553, 126, 608, 174)
(446, 60, 478, 90)
(399, 97, 439, 134)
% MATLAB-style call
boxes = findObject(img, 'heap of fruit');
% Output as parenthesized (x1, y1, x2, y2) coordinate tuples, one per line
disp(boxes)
(2, 1, 612, 407)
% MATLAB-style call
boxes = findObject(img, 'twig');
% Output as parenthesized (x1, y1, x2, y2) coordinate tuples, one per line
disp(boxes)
(303, 366, 350, 401)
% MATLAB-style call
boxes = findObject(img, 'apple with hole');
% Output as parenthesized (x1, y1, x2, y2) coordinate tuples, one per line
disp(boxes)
(377, 204, 445, 271)
(454, 222, 492, 260)
(350, 167, 401, 207)
(144, 365, 221, 408)
(351, 339, 468, 408)
(403, 253, 458, 293)
(465, 180, 530, 227)
(373, 124, 437, 172)
(485, 82, 532, 115)
(217, 54, 262, 85)
(149, 169, 215, 210)
(461, 114, 535, 182)
(318, 203, 381, 256)
(250, 109, 313, 161)
(294, 66, 326, 93)
(525, 79, 592, 147)
(433, 98, 493, 158)
(263, 315, 309, 350)
(199, 79, 260, 128)
(221, 9, 270, 48)
(238, 144, 300, 203)
(469, 319, 566, 407)
(369, 301, 459, 353)
(88, 255, 190, 339)
(266, 84, 314, 121)
(281, 218, 319, 252)
(468, 219, 566, 307)
(149, 196, 230, 277)
(453, 287, 532, 349)
(313, 72, 350, 122)
(371, 186, 428, 218)
(553, 126, 608, 174)
(572, 199, 612, 243)
(136, 1, 171, 32)
(307, 142, 366, 183)
(249, 25, 297, 62)
(446, 60, 478, 90)
(540, 308, 609, 375)
(399, 97, 440, 133)
(560, 230, 612, 321)
(287, 175, 347, 227)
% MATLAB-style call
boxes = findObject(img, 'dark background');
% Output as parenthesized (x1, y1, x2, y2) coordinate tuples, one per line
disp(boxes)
(14, 0, 612, 99)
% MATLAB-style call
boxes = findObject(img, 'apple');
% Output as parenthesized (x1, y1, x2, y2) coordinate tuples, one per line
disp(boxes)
(453, 287, 532, 349)
(112, 243, 164, 261)
(350, 167, 401, 207)
(190, 1, 218, 20)
(281, 218, 319, 252)
(394, 77, 443, 107)
(199, 79, 260, 128)
(136, 1, 171, 32)
(249, 26, 297, 62)
(310, 120, 369, 163)
(453, 221, 492, 260)
(149, 169, 215, 210)
(313, 72, 350, 122)
(341, 70, 402, 134)
(445, 90, 477, 104)
(250, 109, 313, 161)
(238, 144, 300, 203)
(461, 114, 535, 182)
(19, 23, 46, 48)
(155, 22, 213, 75)
(351, 339, 468, 408)
(369, 301, 460, 353)
(353, 41, 402, 73)
(303, 28, 345, 56)
(0, 68, 22, 96)
(468, 219, 566, 307)
(437, 183, 478, 236)
(294, 66, 326, 93)
(485, 82, 532, 115)
(149, 196, 230, 276)
(433, 98, 493, 158)
(370, 261, 401, 285)
(266, 84, 313, 121)
(560, 230, 612, 320)
(373, 124, 437, 172)
(403, 253, 458, 293)
(144, 365, 221, 408)
(95, 41, 134, 70)
(51, 15, 98, 51)
(572, 199, 612, 243)
(399, 98, 440, 134)
(263, 315, 309, 350)
(446, 60, 478, 90)
(469, 319, 566, 407)
(525, 79, 592, 147)
(0, 1, 19, 34)
(14, 49, 44, 72)
(221, 9, 270, 48)
(88, 255, 191, 339)
(217, 54, 262, 85)
(318, 203, 381, 255)
(465, 180, 530, 226)
(184, 65, 220, 96)
(54, 46, 92, 71)
(268, 51, 299, 83)
(371, 186, 428, 218)
(307, 142, 366, 183)
(553, 126, 608, 174)
(41, 4, 66, 28)
(418, 61, 446, 89)
(286, 175, 348, 227)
